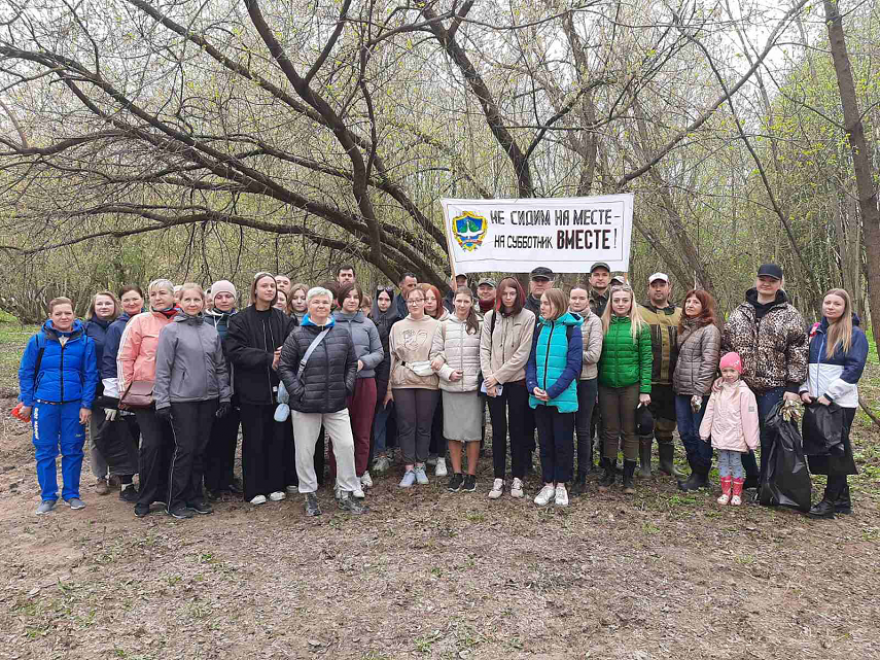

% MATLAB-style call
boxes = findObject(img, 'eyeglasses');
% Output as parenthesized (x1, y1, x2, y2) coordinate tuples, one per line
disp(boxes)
(407, 298, 424, 305)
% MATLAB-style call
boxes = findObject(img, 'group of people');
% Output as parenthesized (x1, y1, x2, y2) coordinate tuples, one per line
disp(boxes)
(17, 261, 868, 520)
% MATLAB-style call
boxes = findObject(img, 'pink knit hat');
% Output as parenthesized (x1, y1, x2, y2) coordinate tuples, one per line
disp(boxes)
(719, 352, 743, 374)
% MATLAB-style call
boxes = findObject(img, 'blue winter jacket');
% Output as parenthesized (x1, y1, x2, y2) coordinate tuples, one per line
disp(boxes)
(18, 319, 99, 408)
(526, 312, 584, 413)
(100, 312, 133, 380)
(84, 317, 113, 371)
(799, 314, 868, 408)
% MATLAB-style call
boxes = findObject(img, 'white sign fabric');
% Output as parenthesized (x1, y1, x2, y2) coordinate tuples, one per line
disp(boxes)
(441, 195, 634, 275)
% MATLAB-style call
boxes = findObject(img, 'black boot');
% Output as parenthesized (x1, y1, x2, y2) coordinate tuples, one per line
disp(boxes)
(678, 458, 709, 491)
(658, 442, 684, 478)
(808, 499, 835, 519)
(637, 437, 652, 478)
(835, 483, 852, 515)
(622, 460, 637, 494)
(598, 458, 616, 489)
(570, 472, 587, 497)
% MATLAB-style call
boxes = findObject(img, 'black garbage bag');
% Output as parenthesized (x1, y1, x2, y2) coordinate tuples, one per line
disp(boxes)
(802, 403, 844, 456)
(93, 413, 140, 476)
(759, 402, 812, 512)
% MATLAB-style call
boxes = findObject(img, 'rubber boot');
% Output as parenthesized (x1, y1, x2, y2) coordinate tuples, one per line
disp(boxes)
(658, 441, 684, 478)
(678, 458, 709, 492)
(717, 477, 732, 505)
(835, 483, 852, 515)
(598, 457, 616, 490)
(622, 460, 637, 494)
(637, 437, 653, 478)
(730, 477, 745, 506)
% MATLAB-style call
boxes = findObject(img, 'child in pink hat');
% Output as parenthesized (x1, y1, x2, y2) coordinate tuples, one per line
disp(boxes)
(699, 352, 759, 505)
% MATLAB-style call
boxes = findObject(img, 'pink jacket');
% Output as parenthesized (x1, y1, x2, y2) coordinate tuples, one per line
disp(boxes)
(117, 311, 174, 391)
(699, 378, 759, 453)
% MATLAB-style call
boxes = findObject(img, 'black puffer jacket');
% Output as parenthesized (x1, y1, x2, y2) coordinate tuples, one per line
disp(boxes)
(226, 306, 294, 405)
(371, 300, 400, 394)
(279, 316, 357, 414)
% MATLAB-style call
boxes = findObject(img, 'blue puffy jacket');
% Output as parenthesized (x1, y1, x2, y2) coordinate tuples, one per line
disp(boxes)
(100, 313, 133, 380)
(84, 317, 113, 371)
(526, 312, 584, 413)
(19, 319, 99, 408)
(800, 314, 868, 408)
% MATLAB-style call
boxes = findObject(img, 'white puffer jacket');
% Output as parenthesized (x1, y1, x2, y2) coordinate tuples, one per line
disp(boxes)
(432, 314, 483, 393)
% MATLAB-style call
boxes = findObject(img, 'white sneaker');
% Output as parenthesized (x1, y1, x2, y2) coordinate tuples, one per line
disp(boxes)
(534, 484, 556, 506)
(435, 458, 448, 477)
(510, 478, 524, 498)
(360, 471, 373, 488)
(555, 484, 569, 507)
(353, 481, 365, 499)
(286, 485, 299, 494)
(488, 478, 504, 499)
(250, 495, 267, 505)
(269, 491, 286, 502)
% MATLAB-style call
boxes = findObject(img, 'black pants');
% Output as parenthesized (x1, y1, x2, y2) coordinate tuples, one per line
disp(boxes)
(240, 403, 285, 500)
(535, 405, 575, 484)
(204, 405, 240, 492)
(575, 379, 598, 476)
(135, 409, 174, 507)
(487, 381, 530, 480)
(93, 413, 139, 478)
(168, 400, 218, 510)
(429, 395, 447, 458)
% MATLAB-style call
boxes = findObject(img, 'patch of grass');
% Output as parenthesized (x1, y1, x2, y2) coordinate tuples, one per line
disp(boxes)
(0, 323, 39, 389)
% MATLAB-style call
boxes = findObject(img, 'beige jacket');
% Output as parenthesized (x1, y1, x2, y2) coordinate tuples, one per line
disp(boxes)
(479, 308, 536, 384)
(571, 308, 604, 380)
(432, 314, 483, 393)
(388, 315, 441, 391)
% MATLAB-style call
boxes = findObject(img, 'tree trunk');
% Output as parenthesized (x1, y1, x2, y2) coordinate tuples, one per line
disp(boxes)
(823, 0, 880, 356)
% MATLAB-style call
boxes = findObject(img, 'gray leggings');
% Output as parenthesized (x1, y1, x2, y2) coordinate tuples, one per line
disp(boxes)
(717, 450, 744, 479)
(393, 388, 440, 465)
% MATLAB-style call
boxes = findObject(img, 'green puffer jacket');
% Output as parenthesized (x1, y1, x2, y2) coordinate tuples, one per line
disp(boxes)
(598, 316, 652, 393)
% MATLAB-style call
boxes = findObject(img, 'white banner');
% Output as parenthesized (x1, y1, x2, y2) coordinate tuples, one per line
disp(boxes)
(441, 194, 634, 275)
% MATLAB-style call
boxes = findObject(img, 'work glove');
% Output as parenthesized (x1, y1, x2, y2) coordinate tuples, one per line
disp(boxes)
(105, 408, 118, 422)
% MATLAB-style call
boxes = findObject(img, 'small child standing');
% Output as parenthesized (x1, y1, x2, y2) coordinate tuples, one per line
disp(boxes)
(699, 353, 759, 506)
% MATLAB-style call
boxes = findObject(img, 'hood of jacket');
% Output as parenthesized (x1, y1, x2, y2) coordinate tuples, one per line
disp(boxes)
(745, 287, 788, 309)
(538, 311, 583, 328)
(42, 318, 86, 341)
(173, 312, 205, 325)
(303, 314, 336, 329)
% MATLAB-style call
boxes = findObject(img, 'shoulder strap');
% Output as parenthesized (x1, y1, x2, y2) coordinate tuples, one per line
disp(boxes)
(298, 328, 331, 375)
(491, 309, 498, 335)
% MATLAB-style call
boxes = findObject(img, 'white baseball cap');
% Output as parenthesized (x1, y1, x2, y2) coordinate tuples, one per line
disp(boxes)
(648, 272, 669, 284)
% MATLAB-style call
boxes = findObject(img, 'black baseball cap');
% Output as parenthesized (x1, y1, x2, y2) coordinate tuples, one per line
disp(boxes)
(589, 262, 611, 273)
(757, 263, 783, 280)
(530, 266, 554, 281)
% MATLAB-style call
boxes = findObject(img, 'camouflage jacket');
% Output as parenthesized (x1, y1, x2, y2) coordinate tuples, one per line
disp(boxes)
(720, 289, 808, 393)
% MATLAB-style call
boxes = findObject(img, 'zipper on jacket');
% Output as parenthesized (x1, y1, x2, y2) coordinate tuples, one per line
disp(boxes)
(60, 341, 65, 402)
(542, 322, 555, 390)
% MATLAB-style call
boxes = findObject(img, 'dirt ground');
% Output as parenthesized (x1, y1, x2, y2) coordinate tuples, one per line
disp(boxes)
(1, 395, 879, 660)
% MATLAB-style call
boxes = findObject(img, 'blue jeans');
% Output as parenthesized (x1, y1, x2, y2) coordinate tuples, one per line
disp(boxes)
(372, 401, 393, 455)
(741, 386, 785, 481)
(32, 401, 86, 501)
(674, 394, 712, 471)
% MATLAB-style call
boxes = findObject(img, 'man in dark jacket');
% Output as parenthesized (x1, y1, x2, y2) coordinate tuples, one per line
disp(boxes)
(524, 266, 554, 314)
(722, 263, 808, 489)
(279, 286, 366, 516)
(588, 262, 612, 317)
(637, 272, 684, 478)
(394, 272, 419, 319)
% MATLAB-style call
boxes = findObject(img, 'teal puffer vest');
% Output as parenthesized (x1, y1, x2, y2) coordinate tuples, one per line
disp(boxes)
(529, 312, 584, 413)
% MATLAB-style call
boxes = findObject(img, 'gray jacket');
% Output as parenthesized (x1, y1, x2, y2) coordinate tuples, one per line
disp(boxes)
(332, 310, 384, 379)
(154, 313, 232, 409)
(673, 321, 721, 396)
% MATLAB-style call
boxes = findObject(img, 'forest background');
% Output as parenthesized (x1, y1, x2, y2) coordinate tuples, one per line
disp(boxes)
(1, 0, 879, 346)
